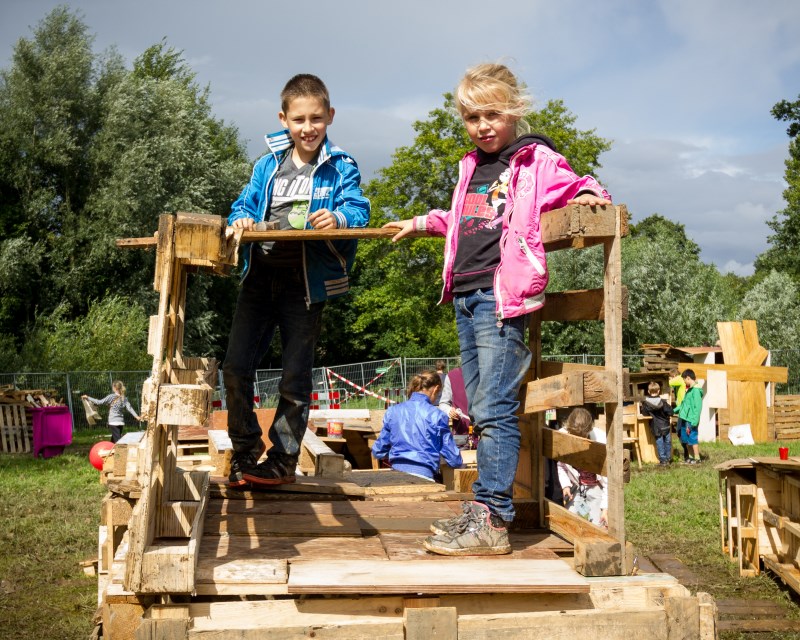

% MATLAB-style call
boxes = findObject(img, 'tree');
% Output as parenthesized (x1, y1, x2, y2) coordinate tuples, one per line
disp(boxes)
(754, 95, 800, 280)
(0, 10, 250, 370)
(620, 214, 740, 350)
(341, 96, 612, 360)
(737, 270, 800, 349)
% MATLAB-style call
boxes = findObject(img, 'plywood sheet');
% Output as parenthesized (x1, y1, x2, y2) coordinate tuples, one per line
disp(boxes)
(379, 532, 568, 561)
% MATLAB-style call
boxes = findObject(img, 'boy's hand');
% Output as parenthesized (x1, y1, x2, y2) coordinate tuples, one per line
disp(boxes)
(567, 195, 611, 207)
(231, 217, 256, 230)
(382, 219, 417, 242)
(308, 209, 337, 230)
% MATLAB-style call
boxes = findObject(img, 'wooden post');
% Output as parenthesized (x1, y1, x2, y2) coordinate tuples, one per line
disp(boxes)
(603, 206, 625, 562)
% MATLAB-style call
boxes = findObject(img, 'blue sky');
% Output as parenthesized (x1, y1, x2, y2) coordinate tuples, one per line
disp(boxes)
(2, 0, 799, 275)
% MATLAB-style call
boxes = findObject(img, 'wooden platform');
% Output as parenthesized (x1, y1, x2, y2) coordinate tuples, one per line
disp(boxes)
(101, 472, 715, 639)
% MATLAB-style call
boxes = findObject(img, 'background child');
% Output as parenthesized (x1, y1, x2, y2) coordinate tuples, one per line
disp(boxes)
(668, 367, 688, 461)
(372, 370, 463, 481)
(385, 62, 611, 555)
(82, 381, 141, 443)
(557, 407, 608, 528)
(675, 369, 704, 464)
(639, 381, 673, 465)
(223, 74, 370, 488)
(438, 365, 470, 435)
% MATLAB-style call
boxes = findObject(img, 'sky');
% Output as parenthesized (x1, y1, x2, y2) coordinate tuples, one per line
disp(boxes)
(2, 1, 799, 276)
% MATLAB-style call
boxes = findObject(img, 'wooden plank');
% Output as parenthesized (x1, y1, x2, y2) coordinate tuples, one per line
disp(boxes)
(541, 427, 607, 476)
(648, 554, 701, 585)
(522, 371, 617, 414)
(677, 363, 788, 383)
(204, 512, 363, 537)
(573, 539, 624, 577)
(542, 499, 615, 545)
(287, 558, 590, 594)
(717, 619, 800, 632)
(404, 607, 457, 640)
(540, 204, 628, 251)
(379, 532, 567, 561)
(541, 287, 628, 322)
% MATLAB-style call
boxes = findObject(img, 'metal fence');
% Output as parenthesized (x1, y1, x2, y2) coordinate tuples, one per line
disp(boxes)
(4, 350, 797, 432)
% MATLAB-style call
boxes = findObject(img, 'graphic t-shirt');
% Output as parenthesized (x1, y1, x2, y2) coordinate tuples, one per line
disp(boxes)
(451, 135, 554, 293)
(256, 151, 316, 266)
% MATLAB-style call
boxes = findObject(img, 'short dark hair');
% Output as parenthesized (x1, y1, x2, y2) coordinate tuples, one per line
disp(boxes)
(281, 74, 330, 112)
(683, 369, 696, 381)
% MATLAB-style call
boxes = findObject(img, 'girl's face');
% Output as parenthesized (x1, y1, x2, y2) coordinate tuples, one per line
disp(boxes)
(462, 108, 518, 154)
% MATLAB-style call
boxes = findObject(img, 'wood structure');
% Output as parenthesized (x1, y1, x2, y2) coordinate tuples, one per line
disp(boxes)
(97, 208, 716, 639)
(717, 456, 800, 597)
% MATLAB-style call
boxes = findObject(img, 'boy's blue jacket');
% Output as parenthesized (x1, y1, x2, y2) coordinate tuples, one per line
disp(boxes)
(372, 392, 463, 479)
(228, 130, 371, 304)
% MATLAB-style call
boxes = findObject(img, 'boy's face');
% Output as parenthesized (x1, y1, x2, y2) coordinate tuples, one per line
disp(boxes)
(683, 375, 694, 388)
(279, 95, 334, 164)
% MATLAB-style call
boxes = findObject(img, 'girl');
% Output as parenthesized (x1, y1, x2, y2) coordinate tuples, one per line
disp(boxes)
(385, 63, 611, 555)
(371, 370, 463, 481)
(82, 381, 141, 443)
(557, 407, 608, 528)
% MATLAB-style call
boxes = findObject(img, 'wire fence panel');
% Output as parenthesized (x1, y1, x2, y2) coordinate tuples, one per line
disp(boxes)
(4, 351, 795, 431)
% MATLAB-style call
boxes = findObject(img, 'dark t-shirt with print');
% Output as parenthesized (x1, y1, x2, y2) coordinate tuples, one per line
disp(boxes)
(255, 151, 316, 267)
(451, 134, 554, 293)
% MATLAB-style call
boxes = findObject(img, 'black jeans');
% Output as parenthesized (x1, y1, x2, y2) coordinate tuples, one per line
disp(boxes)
(222, 261, 325, 461)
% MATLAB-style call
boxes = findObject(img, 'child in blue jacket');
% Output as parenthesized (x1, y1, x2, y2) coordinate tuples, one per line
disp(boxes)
(372, 371, 464, 481)
(223, 74, 370, 488)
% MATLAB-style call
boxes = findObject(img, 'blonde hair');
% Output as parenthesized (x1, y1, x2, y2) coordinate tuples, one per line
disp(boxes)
(454, 63, 532, 137)
(647, 381, 661, 396)
(564, 407, 594, 438)
(406, 370, 442, 399)
(111, 380, 126, 405)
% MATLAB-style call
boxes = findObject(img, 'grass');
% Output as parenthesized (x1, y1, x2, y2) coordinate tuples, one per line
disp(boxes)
(0, 432, 798, 638)
(626, 440, 800, 639)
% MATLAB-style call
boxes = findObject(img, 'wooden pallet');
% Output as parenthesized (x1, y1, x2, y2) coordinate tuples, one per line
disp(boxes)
(0, 403, 30, 453)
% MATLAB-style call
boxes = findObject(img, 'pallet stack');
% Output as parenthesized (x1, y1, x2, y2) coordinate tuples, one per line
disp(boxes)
(639, 344, 690, 373)
(0, 385, 63, 453)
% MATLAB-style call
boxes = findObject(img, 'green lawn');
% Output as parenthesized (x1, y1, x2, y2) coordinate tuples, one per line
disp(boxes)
(0, 433, 798, 639)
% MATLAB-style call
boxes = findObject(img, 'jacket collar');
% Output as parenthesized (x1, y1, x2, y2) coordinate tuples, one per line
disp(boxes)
(264, 129, 333, 166)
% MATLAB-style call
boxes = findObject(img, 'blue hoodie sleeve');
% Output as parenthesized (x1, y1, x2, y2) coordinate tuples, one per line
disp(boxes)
(437, 413, 463, 469)
(371, 410, 394, 459)
(229, 156, 270, 225)
(329, 156, 370, 229)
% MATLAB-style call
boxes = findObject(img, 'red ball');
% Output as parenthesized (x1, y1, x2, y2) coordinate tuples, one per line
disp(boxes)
(89, 441, 115, 470)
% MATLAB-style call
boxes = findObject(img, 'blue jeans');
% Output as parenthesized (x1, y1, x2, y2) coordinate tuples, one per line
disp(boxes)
(655, 430, 672, 463)
(454, 288, 531, 522)
(222, 261, 324, 461)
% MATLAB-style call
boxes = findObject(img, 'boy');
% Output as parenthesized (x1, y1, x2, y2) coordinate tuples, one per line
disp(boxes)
(223, 74, 370, 487)
(674, 369, 704, 464)
(639, 381, 673, 465)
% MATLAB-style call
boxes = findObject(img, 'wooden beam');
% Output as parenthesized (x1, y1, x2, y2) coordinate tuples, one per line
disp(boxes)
(522, 371, 617, 413)
(540, 361, 606, 376)
(541, 287, 628, 322)
(541, 428, 607, 476)
(542, 204, 629, 251)
(677, 362, 788, 383)
(543, 499, 616, 545)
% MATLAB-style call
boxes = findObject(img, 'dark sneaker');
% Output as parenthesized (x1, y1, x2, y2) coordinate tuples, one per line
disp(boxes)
(228, 440, 266, 488)
(423, 502, 511, 556)
(243, 456, 297, 486)
(430, 501, 484, 537)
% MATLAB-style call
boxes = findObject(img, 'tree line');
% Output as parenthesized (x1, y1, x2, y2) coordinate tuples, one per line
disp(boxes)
(1, 8, 799, 373)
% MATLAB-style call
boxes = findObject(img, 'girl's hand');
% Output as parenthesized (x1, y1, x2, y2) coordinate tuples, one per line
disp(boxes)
(308, 209, 336, 230)
(567, 195, 612, 207)
(382, 219, 416, 242)
(562, 486, 573, 502)
(599, 509, 608, 528)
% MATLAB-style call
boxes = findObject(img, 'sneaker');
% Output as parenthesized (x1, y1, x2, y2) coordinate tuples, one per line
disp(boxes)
(687, 458, 699, 465)
(429, 501, 483, 537)
(423, 502, 511, 556)
(243, 455, 297, 486)
(228, 440, 267, 488)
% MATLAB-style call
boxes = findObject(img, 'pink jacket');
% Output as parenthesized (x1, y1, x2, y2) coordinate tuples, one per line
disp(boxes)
(417, 142, 611, 320)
